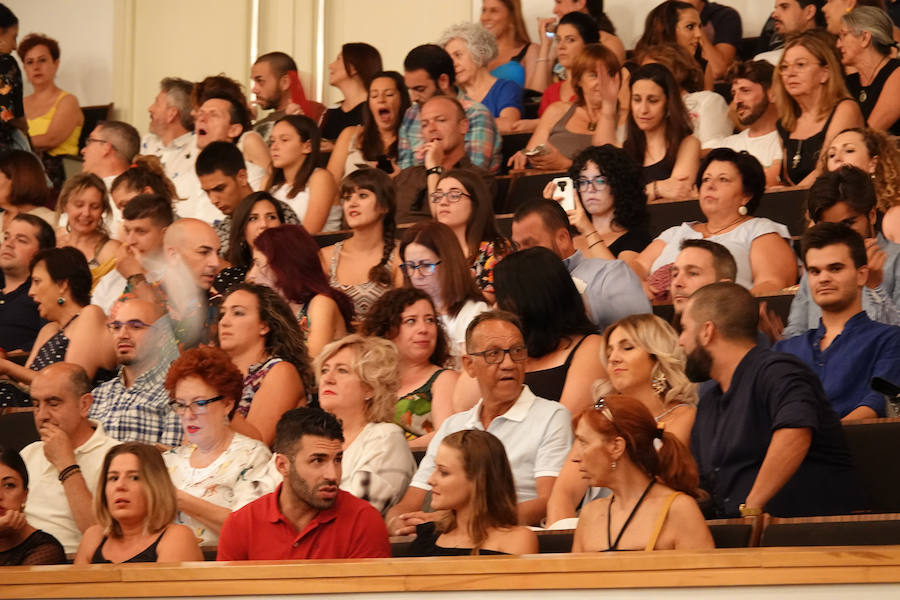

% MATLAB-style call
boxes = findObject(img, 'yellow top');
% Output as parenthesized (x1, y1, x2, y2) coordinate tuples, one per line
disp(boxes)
(27, 91, 82, 157)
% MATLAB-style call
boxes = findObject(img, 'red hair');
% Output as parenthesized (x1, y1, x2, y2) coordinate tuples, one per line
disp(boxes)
(574, 395, 700, 497)
(164, 346, 244, 417)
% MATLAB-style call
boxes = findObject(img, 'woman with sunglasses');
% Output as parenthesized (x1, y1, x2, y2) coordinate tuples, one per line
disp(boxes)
(162, 347, 275, 548)
(571, 395, 712, 551)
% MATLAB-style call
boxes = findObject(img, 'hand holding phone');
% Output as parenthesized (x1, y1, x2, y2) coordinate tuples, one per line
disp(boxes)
(551, 176, 576, 212)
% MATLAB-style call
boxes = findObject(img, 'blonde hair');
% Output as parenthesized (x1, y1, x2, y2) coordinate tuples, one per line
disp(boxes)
(56, 172, 112, 236)
(94, 442, 177, 539)
(314, 334, 399, 423)
(594, 314, 697, 408)
(820, 127, 900, 212)
(773, 30, 850, 133)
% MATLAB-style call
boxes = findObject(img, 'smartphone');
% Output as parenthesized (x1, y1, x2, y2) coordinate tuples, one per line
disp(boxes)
(552, 176, 576, 212)
(524, 144, 548, 157)
(545, 22, 558, 39)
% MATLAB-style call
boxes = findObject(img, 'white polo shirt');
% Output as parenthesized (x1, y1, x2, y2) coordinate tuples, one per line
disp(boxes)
(21, 420, 121, 553)
(410, 385, 572, 502)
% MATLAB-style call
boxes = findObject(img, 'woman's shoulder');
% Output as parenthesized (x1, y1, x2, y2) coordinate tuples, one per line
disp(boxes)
(739, 216, 790, 239)
(493, 525, 538, 554)
(362, 421, 408, 441)
(579, 495, 612, 522)
(75, 304, 109, 326)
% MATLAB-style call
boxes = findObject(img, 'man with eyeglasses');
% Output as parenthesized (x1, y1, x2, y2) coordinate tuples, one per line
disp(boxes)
(80, 120, 141, 190)
(88, 298, 182, 446)
(385, 310, 572, 535)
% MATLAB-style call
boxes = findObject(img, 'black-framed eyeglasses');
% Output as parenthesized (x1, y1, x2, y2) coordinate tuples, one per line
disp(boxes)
(593, 397, 622, 435)
(400, 261, 441, 276)
(468, 345, 528, 364)
(106, 319, 152, 333)
(169, 395, 224, 415)
(576, 176, 608, 192)
(430, 189, 471, 203)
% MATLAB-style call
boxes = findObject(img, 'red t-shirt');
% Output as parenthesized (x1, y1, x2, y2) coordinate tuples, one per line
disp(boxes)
(216, 485, 391, 560)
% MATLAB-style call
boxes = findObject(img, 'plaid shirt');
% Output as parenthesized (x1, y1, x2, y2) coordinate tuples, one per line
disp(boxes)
(398, 89, 501, 173)
(88, 360, 183, 447)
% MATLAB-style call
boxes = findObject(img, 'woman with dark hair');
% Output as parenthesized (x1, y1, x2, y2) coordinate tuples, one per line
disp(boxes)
(361, 288, 459, 449)
(0, 446, 65, 565)
(480, 0, 539, 89)
(218, 282, 312, 445)
(409, 430, 537, 555)
(163, 347, 274, 547)
(54, 173, 120, 276)
(322, 168, 401, 321)
(267, 115, 338, 234)
(550, 1, 626, 65)
(570, 396, 713, 551)
(0, 4, 28, 153)
(109, 155, 177, 233)
(0, 247, 115, 392)
(510, 44, 621, 170)
(399, 221, 489, 358)
(623, 148, 796, 300)
(248, 224, 353, 357)
(327, 71, 411, 184)
(0, 149, 55, 230)
(492, 247, 604, 414)
(322, 42, 383, 141)
(432, 168, 511, 295)
(623, 63, 700, 202)
(74, 442, 203, 564)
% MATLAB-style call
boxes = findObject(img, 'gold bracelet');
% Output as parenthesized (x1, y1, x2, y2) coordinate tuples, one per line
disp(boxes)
(588, 239, 604, 248)
(585, 230, 600, 239)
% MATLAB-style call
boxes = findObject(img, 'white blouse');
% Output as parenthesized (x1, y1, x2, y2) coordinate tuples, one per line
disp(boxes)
(341, 422, 416, 514)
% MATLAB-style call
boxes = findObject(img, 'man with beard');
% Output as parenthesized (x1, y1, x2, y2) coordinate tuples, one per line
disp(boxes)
(774, 223, 900, 420)
(216, 407, 390, 560)
(680, 282, 867, 518)
(754, 0, 825, 65)
(703, 61, 782, 187)
(250, 52, 299, 144)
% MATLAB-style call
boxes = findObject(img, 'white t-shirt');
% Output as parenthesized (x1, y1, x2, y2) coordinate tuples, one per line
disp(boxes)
(702, 129, 783, 170)
(683, 91, 734, 145)
(340, 422, 416, 514)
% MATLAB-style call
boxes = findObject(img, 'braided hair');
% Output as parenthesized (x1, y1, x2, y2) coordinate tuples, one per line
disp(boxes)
(340, 168, 397, 286)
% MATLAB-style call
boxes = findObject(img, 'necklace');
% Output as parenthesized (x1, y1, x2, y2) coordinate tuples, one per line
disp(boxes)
(705, 215, 747, 236)
(859, 56, 889, 103)
(584, 105, 599, 132)
(791, 138, 803, 170)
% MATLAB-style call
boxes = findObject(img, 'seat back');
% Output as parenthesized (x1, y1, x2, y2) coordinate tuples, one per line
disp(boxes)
(707, 516, 763, 548)
(760, 513, 900, 547)
(0, 411, 40, 452)
(536, 529, 574, 554)
(842, 418, 900, 513)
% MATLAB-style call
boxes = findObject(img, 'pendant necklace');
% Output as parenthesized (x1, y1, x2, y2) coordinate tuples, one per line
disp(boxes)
(859, 57, 888, 104)
(792, 138, 802, 170)
(585, 105, 598, 132)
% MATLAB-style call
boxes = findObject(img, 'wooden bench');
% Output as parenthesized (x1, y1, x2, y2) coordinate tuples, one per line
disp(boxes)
(760, 512, 900, 547)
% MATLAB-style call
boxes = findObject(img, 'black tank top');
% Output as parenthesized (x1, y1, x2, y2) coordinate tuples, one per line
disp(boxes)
(91, 529, 166, 564)
(845, 58, 900, 136)
(524, 335, 592, 402)
(777, 98, 853, 186)
(408, 522, 508, 556)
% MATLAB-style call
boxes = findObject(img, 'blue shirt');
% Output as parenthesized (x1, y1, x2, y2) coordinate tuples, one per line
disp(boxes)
(480, 78, 523, 119)
(563, 251, 652, 330)
(774, 311, 900, 417)
(490, 61, 525, 87)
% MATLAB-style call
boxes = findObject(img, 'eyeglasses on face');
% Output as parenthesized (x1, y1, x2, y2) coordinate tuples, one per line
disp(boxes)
(576, 176, 608, 192)
(468, 345, 528, 364)
(400, 260, 441, 276)
(169, 395, 224, 415)
(777, 60, 823, 75)
(430, 189, 471, 203)
(106, 319, 152, 333)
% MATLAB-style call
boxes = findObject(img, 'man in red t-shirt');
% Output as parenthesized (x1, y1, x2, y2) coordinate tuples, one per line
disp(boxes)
(217, 408, 390, 560)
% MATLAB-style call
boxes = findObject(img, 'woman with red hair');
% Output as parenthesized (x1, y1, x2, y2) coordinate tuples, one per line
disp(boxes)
(248, 225, 353, 356)
(570, 395, 712, 551)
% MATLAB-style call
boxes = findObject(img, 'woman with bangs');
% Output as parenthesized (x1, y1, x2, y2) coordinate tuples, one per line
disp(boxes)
(510, 43, 621, 171)
(54, 173, 120, 282)
(321, 168, 402, 321)
(74, 442, 202, 564)
(774, 29, 864, 187)
(0, 149, 55, 230)
(327, 71, 411, 184)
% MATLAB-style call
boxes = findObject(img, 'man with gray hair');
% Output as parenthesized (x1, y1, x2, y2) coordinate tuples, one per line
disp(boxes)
(20, 363, 120, 553)
(140, 77, 199, 202)
(80, 120, 141, 190)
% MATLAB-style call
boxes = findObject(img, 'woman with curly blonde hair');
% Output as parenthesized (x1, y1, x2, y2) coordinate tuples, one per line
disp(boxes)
(315, 334, 416, 514)
(546, 314, 696, 526)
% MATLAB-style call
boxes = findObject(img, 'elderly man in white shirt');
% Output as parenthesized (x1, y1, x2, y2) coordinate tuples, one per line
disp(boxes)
(19, 363, 120, 554)
(385, 310, 573, 534)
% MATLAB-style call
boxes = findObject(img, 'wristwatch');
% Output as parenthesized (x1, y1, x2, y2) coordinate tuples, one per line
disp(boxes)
(425, 165, 443, 177)
(739, 503, 762, 517)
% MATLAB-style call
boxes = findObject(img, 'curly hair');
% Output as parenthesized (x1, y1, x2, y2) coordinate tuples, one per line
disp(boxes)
(594, 314, 697, 409)
(568, 145, 649, 230)
(360, 287, 452, 368)
(17, 33, 60, 61)
(111, 155, 178, 202)
(164, 346, 244, 418)
(56, 173, 112, 236)
(437, 22, 498, 68)
(820, 127, 900, 213)
(314, 334, 399, 423)
(222, 282, 315, 393)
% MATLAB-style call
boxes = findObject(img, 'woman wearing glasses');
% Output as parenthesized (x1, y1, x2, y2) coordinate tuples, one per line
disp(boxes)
(399, 221, 489, 359)
(218, 283, 313, 446)
(570, 395, 712, 551)
(774, 29, 863, 187)
(432, 169, 510, 296)
(162, 347, 274, 548)
(321, 168, 402, 322)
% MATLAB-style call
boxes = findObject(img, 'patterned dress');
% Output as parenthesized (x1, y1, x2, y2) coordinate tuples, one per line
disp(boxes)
(328, 240, 393, 321)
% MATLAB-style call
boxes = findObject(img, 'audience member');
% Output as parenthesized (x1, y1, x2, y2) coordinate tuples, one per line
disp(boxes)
(73, 442, 202, 564)
(703, 61, 783, 187)
(20, 363, 120, 553)
(19, 33, 84, 192)
(0, 5, 27, 152)
(87, 298, 179, 446)
(571, 395, 713, 551)
(0, 446, 66, 566)
(216, 407, 391, 560)
(327, 71, 411, 183)
(361, 288, 459, 449)
(322, 43, 383, 141)
(623, 63, 700, 201)
(438, 22, 523, 132)
(531, 11, 600, 117)
(624, 148, 796, 300)
(108, 155, 178, 238)
(774, 29, 864, 187)
(81, 120, 141, 190)
(54, 173, 120, 278)
(409, 430, 538, 555)
(0, 214, 55, 354)
(315, 335, 416, 514)
(397, 44, 501, 174)
(140, 77, 197, 201)
(481, 0, 539, 89)
(251, 51, 302, 142)
(386, 311, 573, 533)
(681, 282, 868, 517)
(0, 149, 55, 230)
(670, 238, 737, 319)
(775, 222, 900, 418)
(248, 225, 353, 356)
(636, 2, 714, 86)
(548, 1, 626, 64)
(683, 0, 742, 84)
(399, 221, 489, 358)
(321, 168, 401, 321)
(219, 283, 311, 446)
(755, 0, 826, 65)
(163, 347, 274, 547)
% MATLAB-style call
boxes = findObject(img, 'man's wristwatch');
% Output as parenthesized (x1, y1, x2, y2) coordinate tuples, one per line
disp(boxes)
(738, 503, 762, 517)
(425, 165, 443, 177)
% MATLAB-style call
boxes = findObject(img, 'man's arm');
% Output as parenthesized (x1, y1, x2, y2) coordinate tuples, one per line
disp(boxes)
(40, 423, 97, 533)
(517, 476, 555, 526)
(743, 427, 812, 511)
(464, 105, 500, 172)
